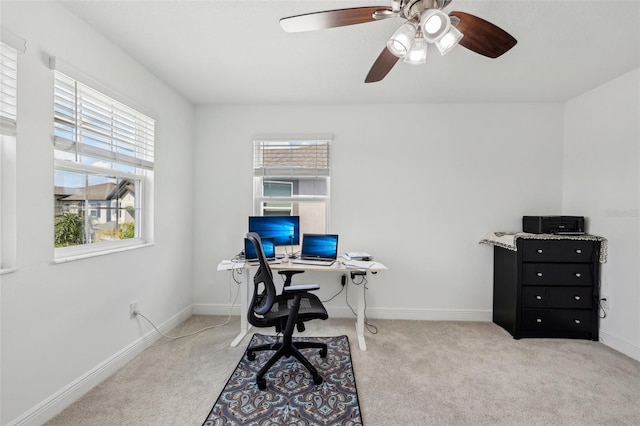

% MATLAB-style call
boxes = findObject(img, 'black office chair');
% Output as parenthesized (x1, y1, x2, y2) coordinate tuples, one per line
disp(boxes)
(245, 232, 329, 390)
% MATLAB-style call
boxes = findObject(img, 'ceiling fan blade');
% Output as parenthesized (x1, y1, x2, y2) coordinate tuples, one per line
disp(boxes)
(365, 47, 399, 83)
(449, 11, 517, 58)
(280, 7, 392, 32)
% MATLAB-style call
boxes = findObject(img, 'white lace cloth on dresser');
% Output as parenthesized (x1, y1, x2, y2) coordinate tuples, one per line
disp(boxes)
(479, 232, 608, 263)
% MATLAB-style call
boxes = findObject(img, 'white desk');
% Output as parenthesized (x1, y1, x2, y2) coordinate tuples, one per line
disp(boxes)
(223, 260, 384, 351)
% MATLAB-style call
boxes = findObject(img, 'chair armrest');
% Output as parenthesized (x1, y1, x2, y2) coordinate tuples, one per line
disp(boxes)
(278, 269, 306, 288)
(283, 284, 320, 292)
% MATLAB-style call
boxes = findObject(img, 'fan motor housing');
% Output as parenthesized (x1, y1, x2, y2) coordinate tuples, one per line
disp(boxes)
(402, 0, 451, 20)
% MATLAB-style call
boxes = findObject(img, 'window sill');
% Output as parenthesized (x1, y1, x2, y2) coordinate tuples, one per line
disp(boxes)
(54, 242, 154, 264)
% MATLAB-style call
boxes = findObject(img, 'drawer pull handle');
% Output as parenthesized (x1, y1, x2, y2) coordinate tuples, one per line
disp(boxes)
(536, 295, 542, 300)
(575, 249, 582, 254)
(537, 272, 543, 277)
(537, 249, 543, 254)
(574, 295, 581, 301)
(574, 319, 581, 324)
(536, 318, 542, 323)
(575, 272, 582, 278)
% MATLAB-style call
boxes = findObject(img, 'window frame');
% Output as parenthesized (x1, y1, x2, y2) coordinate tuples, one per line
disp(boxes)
(52, 70, 154, 261)
(252, 138, 332, 233)
(0, 134, 17, 272)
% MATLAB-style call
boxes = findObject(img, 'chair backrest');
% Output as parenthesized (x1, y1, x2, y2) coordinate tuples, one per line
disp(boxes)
(246, 232, 276, 318)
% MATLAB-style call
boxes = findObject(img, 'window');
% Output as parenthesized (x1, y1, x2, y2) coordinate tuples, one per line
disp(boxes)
(253, 138, 331, 236)
(53, 71, 154, 259)
(1, 31, 24, 272)
(0, 40, 18, 136)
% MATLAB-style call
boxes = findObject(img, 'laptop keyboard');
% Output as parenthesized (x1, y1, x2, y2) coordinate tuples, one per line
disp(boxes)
(246, 259, 281, 265)
(290, 258, 335, 266)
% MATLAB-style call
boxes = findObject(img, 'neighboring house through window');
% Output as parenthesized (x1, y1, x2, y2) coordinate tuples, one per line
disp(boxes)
(253, 138, 331, 236)
(52, 69, 154, 259)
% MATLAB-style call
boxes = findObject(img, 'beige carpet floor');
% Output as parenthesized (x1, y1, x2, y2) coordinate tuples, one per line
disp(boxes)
(46, 316, 640, 425)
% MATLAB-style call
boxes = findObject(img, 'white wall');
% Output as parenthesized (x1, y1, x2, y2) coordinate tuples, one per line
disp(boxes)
(563, 68, 640, 360)
(192, 103, 564, 319)
(0, 2, 195, 424)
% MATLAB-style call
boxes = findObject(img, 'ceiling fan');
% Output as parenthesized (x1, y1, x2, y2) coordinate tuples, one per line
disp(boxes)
(280, 0, 517, 83)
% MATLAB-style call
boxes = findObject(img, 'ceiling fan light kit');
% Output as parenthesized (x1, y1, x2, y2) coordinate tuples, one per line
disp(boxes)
(390, 8, 462, 62)
(435, 25, 463, 55)
(421, 9, 451, 43)
(280, 0, 517, 82)
(404, 33, 428, 64)
(387, 22, 417, 57)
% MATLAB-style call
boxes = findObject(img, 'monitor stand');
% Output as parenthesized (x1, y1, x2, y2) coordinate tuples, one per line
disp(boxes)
(288, 236, 297, 259)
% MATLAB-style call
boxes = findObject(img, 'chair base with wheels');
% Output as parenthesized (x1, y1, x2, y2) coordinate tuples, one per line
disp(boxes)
(247, 335, 327, 390)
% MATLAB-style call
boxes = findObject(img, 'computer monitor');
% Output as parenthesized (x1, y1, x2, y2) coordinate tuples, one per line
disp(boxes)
(248, 215, 300, 246)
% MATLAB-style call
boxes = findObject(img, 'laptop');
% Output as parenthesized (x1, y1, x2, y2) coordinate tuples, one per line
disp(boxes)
(244, 237, 278, 264)
(291, 233, 339, 266)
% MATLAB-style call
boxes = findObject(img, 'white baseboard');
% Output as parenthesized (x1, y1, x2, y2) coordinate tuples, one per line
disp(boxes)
(192, 303, 241, 316)
(192, 303, 492, 322)
(360, 307, 492, 321)
(599, 330, 640, 362)
(7, 305, 193, 426)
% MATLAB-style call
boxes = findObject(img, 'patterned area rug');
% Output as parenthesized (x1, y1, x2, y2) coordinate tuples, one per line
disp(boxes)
(203, 334, 362, 426)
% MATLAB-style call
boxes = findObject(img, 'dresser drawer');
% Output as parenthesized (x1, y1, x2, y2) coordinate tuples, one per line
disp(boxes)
(521, 309, 593, 332)
(522, 286, 592, 309)
(522, 263, 593, 285)
(521, 240, 596, 262)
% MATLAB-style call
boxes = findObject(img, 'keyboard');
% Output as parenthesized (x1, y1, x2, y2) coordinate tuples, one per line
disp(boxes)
(290, 258, 335, 266)
(246, 259, 281, 265)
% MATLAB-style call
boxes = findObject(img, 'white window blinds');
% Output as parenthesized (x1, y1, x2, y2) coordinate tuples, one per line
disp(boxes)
(0, 41, 18, 136)
(253, 139, 331, 177)
(53, 71, 155, 170)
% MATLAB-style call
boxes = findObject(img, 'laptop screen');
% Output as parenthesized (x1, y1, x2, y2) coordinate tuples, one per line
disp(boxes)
(244, 237, 276, 261)
(300, 234, 339, 260)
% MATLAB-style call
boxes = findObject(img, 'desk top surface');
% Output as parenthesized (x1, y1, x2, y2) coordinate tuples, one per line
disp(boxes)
(218, 257, 387, 272)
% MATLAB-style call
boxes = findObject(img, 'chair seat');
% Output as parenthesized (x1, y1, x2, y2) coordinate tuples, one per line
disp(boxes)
(265, 293, 328, 322)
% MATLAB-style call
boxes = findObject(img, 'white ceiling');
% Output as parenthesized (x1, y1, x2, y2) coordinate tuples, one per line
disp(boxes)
(60, 0, 640, 105)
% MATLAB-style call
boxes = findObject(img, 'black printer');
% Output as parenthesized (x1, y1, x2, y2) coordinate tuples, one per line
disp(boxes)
(522, 216, 585, 235)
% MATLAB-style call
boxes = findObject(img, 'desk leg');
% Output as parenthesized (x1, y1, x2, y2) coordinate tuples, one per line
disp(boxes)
(230, 269, 251, 347)
(355, 281, 367, 351)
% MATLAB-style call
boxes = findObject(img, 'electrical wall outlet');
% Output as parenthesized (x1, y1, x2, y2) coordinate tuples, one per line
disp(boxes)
(600, 296, 610, 310)
(129, 301, 139, 318)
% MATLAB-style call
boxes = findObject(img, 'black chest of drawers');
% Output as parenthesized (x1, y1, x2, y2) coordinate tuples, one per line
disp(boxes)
(493, 238, 601, 340)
